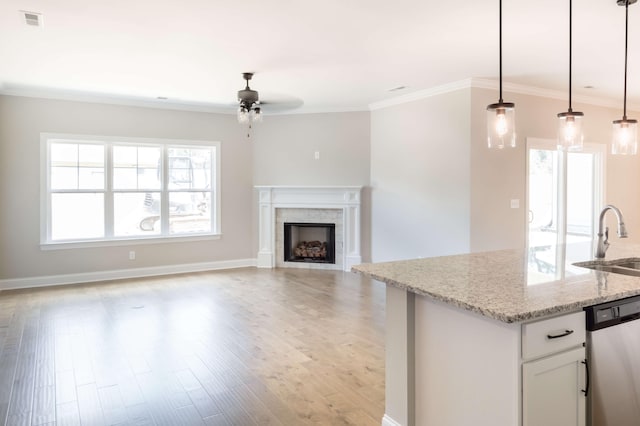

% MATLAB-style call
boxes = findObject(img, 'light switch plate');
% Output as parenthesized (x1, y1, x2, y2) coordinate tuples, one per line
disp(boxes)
(510, 199, 520, 209)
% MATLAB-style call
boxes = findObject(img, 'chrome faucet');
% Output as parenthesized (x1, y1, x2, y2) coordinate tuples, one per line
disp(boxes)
(596, 205, 628, 259)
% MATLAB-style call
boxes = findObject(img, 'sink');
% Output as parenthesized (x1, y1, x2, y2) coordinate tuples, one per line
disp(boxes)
(574, 258, 640, 277)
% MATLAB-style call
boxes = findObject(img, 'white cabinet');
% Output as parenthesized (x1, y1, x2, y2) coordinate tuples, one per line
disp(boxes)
(522, 312, 587, 426)
(386, 291, 588, 426)
(523, 346, 586, 426)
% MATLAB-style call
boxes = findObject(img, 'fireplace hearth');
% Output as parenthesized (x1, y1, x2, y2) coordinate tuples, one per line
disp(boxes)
(284, 222, 335, 264)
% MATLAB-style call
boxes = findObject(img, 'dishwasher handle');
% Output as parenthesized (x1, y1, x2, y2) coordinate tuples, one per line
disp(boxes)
(546, 329, 574, 339)
(581, 358, 590, 397)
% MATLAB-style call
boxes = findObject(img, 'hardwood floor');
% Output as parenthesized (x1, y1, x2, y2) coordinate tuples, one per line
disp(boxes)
(0, 268, 386, 425)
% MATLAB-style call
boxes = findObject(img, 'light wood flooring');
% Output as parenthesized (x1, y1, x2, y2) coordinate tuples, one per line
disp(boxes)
(0, 268, 386, 425)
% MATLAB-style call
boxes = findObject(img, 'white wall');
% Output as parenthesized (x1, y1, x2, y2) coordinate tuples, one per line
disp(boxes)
(370, 89, 472, 262)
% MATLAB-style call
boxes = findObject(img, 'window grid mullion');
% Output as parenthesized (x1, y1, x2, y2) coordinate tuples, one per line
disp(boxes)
(105, 144, 114, 238)
(161, 147, 170, 236)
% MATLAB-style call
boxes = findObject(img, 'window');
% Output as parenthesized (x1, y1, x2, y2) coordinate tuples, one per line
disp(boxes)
(526, 138, 605, 284)
(41, 134, 220, 246)
(527, 138, 604, 247)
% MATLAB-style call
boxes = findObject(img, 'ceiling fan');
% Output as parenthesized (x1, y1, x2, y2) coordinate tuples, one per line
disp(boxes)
(237, 72, 261, 124)
(235, 72, 303, 124)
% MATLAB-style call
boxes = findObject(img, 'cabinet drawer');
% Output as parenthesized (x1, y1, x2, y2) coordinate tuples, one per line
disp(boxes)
(522, 311, 585, 360)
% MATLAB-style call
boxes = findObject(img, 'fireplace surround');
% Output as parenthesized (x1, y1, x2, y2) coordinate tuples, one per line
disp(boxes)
(255, 186, 362, 271)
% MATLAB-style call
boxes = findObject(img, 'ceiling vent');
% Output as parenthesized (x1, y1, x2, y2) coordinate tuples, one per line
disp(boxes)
(20, 11, 42, 27)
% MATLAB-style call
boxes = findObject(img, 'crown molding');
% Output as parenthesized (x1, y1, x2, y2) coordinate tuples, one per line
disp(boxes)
(368, 77, 640, 113)
(0, 84, 369, 115)
(368, 79, 474, 110)
(3, 80, 639, 116)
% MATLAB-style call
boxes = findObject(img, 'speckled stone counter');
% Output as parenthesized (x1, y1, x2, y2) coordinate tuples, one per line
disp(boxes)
(352, 241, 640, 323)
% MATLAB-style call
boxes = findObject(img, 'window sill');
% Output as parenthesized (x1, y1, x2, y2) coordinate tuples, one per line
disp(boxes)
(40, 233, 222, 250)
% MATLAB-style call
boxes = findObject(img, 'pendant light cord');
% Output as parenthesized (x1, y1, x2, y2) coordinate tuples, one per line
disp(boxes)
(568, 0, 573, 113)
(499, 0, 503, 103)
(624, 0, 629, 119)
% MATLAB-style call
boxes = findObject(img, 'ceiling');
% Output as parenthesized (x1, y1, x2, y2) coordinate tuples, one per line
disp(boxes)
(1, 0, 639, 114)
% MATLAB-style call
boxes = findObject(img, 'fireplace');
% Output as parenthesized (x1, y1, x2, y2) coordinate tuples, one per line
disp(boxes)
(284, 223, 335, 264)
(255, 186, 362, 271)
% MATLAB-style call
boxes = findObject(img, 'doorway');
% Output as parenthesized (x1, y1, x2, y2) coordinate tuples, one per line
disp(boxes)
(526, 138, 605, 281)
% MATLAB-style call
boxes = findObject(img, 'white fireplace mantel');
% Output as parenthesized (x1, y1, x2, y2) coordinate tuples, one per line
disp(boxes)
(255, 186, 362, 271)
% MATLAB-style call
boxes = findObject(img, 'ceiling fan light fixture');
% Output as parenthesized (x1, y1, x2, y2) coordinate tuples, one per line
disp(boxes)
(237, 72, 263, 124)
(486, 0, 516, 149)
(612, 0, 638, 155)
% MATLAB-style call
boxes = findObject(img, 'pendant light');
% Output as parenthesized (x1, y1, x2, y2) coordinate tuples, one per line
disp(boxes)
(557, 0, 584, 151)
(612, 0, 638, 155)
(486, 0, 516, 149)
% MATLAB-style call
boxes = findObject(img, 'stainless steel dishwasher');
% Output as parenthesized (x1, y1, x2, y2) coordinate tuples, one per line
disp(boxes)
(585, 295, 640, 426)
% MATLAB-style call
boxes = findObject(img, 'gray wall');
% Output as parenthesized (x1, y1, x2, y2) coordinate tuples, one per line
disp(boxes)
(252, 112, 372, 261)
(0, 95, 255, 280)
(370, 85, 640, 261)
(370, 89, 472, 262)
(0, 95, 372, 280)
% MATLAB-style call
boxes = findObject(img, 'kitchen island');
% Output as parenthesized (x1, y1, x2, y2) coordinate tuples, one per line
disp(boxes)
(353, 241, 640, 426)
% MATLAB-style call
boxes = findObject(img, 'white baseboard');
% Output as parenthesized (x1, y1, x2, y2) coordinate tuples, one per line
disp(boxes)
(0, 258, 257, 291)
(382, 414, 403, 426)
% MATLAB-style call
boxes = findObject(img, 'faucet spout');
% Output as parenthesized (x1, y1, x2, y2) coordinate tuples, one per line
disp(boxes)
(596, 205, 628, 259)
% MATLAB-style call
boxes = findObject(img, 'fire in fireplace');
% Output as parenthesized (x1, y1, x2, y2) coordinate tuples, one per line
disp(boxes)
(284, 222, 336, 264)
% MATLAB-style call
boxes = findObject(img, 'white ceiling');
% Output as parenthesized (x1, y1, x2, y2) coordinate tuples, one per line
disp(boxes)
(1, 0, 639, 114)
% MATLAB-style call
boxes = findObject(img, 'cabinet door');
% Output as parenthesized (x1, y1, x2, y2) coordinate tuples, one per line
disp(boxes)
(523, 346, 586, 426)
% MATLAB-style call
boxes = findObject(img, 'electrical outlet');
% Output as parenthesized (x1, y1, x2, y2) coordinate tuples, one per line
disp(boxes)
(129, 250, 136, 260)
(314, 151, 320, 160)
(510, 199, 520, 209)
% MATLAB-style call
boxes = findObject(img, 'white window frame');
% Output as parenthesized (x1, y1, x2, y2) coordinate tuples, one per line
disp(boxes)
(40, 133, 221, 249)
(525, 137, 606, 248)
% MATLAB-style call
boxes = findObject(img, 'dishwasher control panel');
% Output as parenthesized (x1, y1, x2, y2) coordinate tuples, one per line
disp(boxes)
(586, 294, 640, 331)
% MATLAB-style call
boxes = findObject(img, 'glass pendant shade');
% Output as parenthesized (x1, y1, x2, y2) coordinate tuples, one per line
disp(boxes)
(611, 0, 637, 155)
(557, 112, 584, 151)
(486, 102, 516, 148)
(612, 119, 638, 155)
(486, 0, 516, 149)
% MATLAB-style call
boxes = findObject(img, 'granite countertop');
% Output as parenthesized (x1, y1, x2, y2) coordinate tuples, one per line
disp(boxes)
(352, 241, 640, 323)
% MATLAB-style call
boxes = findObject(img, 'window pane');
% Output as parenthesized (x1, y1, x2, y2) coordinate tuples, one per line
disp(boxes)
(51, 193, 104, 240)
(114, 192, 161, 237)
(528, 149, 558, 247)
(169, 192, 210, 234)
(50, 143, 104, 190)
(79, 144, 104, 166)
(51, 143, 77, 165)
(138, 168, 160, 189)
(113, 168, 137, 189)
(79, 168, 104, 190)
(113, 146, 137, 167)
(168, 147, 212, 190)
(113, 145, 161, 190)
(51, 166, 78, 190)
(567, 153, 595, 240)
